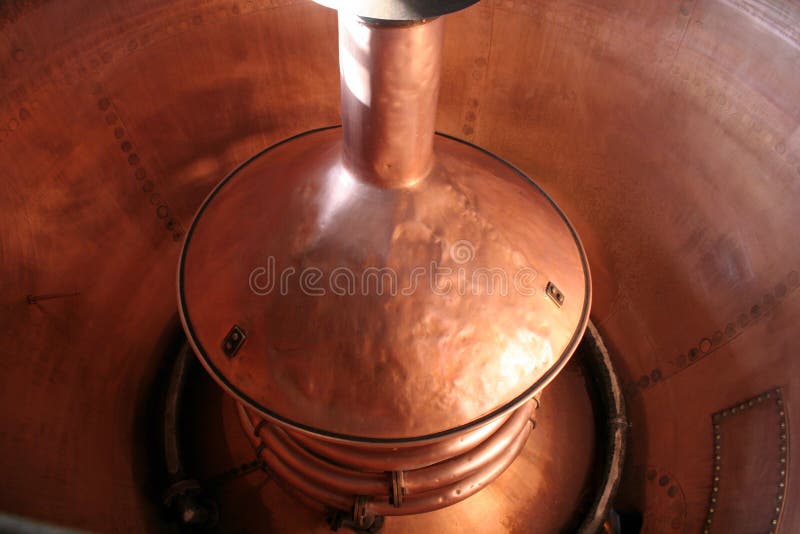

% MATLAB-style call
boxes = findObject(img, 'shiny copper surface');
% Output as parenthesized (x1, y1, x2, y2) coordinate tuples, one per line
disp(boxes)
(179, 17, 590, 442)
(340, 17, 442, 187)
(180, 128, 589, 441)
(2, 0, 800, 531)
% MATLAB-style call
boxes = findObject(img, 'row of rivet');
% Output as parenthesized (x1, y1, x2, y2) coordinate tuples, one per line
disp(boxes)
(704, 387, 787, 533)
(628, 271, 799, 397)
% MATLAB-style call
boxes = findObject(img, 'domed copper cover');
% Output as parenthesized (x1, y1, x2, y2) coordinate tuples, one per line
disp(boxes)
(178, 15, 590, 443)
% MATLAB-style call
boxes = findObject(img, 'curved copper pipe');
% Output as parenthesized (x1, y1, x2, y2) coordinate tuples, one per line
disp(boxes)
(266, 425, 388, 496)
(403, 401, 534, 495)
(241, 402, 533, 515)
(258, 413, 531, 516)
(237, 405, 353, 510)
(241, 401, 532, 499)
(239, 410, 329, 514)
(283, 411, 511, 472)
(239, 401, 534, 514)
(262, 445, 354, 511)
(238, 406, 387, 496)
(368, 417, 533, 516)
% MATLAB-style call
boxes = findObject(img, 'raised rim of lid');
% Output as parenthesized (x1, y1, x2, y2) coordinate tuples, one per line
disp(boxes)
(177, 126, 592, 444)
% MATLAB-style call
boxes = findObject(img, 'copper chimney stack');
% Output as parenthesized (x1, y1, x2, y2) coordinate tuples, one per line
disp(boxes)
(178, 0, 591, 530)
(338, 14, 442, 187)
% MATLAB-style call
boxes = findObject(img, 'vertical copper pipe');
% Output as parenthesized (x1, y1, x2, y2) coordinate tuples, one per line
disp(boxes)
(339, 16, 444, 187)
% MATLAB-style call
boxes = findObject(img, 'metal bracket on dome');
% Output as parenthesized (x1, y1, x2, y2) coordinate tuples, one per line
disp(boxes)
(311, 0, 479, 22)
(222, 324, 246, 357)
(546, 281, 565, 308)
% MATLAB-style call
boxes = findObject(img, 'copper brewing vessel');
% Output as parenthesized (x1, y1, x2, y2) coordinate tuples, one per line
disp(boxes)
(177, 0, 590, 520)
(179, 14, 590, 443)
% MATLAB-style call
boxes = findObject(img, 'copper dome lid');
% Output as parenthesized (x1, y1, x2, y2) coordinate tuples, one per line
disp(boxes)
(178, 13, 590, 443)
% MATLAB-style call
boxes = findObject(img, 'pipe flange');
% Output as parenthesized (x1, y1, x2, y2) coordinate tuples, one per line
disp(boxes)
(390, 471, 406, 508)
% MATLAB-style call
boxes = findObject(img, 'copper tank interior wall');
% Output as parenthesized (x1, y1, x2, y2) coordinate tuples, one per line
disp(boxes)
(1, 0, 799, 532)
